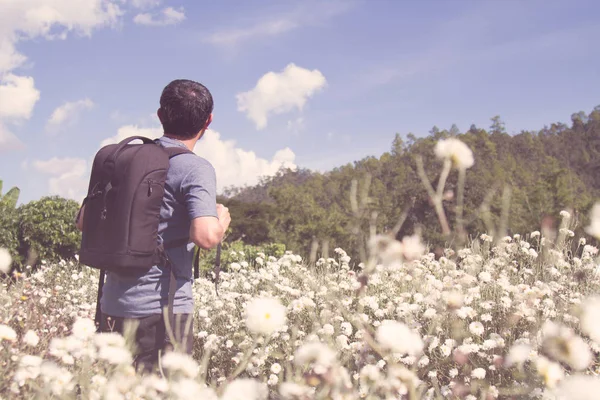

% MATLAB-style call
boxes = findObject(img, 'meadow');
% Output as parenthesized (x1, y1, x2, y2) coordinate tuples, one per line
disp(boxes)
(2, 138, 600, 399)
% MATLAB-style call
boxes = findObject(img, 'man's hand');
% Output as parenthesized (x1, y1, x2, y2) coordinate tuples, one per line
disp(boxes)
(216, 203, 231, 233)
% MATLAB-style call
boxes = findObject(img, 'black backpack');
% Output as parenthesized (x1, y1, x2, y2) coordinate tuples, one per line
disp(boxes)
(77, 136, 220, 329)
(78, 136, 192, 269)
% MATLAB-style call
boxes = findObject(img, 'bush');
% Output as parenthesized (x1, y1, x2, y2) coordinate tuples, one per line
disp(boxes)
(197, 240, 287, 273)
(18, 196, 81, 266)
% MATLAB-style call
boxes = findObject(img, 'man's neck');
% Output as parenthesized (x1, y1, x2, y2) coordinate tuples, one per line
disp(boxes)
(164, 134, 197, 151)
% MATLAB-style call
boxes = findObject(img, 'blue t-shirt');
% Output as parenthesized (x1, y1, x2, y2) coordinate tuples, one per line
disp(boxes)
(100, 136, 218, 317)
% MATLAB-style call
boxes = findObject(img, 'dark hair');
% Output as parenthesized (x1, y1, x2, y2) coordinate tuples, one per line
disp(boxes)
(159, 79, 213, 139)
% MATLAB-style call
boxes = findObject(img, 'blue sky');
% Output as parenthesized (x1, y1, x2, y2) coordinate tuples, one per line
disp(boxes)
(0, 0, 599, 204)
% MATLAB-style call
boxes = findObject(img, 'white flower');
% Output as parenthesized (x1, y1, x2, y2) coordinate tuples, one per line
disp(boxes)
(529, 249, 538, 258)
(221, 378, 268, 400)
(478, 271, 492, 283)
(505, 344, 531, 366)
(279, 382, 314, 399)
(294, 342, 337, 371)
(161, 352, 198, 378)
(40, 362, 74, 396)
(141, 375, 168, 393)
(400, 234, 426, 261)
(0, 324, 17, 341)
(340, 322, 353, 336)
(267, 374, 279, 386)
(322, 324, 335, 336)
(169, 379, 217, 400)
(23, 330, 40, 347)
(472, 368, 486, 379)
(530, 231, 541, 238)
(270, 363, 282, 374)
(434, 138, 474, 169)
(560, 210, 571, 219)
(580, 296, 600, 346)
(469, 322, 485, 336)
(0, 248, 12, 273)
(368, 235, 403, 265)
(375, 320, 423, 355)
(480, 233, 493, 242)
(536, 356, 564, 388)
(94, 332, 126, 348)
(443, 291, 463, 309)
(71, 318, 96, 339)
(98, 345, 132, 365)
(585, 203, 600, 240)
(482, 339, 497, 350)
(555, 375, 600, 400)
(13, 355, 43, 386)
(541, 321, 592, 371)
(245, 297, 287, 336)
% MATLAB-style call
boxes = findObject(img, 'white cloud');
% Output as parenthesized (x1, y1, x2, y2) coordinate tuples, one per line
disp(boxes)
(0, 74, 40, 120)
(99, 124, 296, 192)
(131, 0, 161, 9)
(194, 129, 296, 191)
(0, 0, 123, 75)
(32, 157, 89, 201)
(0, 123, 25, 152)
(46, 98, 94, 132)
(133, 7, 185, 26)
(237, 63, 326, 130)
(100, 124, 162, 147)
(205, 19, 299, 47)
(203, 1, 355, 47)
(0, 0, 124, 147)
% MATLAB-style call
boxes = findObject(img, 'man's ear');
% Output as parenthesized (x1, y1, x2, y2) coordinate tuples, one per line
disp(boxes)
(157, 108, 163, 123)
(204, 113, 213, 129)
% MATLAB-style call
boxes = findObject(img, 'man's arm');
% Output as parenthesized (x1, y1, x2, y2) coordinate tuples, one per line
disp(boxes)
(189, 204, 231, 249)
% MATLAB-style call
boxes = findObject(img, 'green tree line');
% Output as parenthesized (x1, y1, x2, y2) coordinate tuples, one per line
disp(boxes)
(220, 107, 600, 259)
(3, 106, 600, 270)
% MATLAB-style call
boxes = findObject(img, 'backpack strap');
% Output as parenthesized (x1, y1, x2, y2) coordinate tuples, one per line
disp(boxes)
(94, 269, 106, 332)
(214, 243, 221, 296)
(164, 146, 193, 158)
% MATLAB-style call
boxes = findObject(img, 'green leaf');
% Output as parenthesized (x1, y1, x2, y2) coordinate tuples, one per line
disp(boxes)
(1, 187, 20, 209)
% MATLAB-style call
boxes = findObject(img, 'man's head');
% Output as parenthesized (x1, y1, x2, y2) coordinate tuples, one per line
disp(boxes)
(158, 79, 213, 140)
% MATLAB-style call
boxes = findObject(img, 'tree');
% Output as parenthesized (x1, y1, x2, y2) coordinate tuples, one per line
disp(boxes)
(490, 115, 506, 134)
(18, 196, 81, 266)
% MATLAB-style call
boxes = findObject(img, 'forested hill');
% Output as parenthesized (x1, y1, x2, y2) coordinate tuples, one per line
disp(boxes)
(220, 107, 600, 257)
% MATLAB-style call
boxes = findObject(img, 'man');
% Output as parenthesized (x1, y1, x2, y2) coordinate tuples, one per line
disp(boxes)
(77, 79, 231, 372)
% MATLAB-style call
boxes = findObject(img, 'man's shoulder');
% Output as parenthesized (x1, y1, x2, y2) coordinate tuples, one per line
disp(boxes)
(171, 151, 214, 172)
(157, 138, 214, 170)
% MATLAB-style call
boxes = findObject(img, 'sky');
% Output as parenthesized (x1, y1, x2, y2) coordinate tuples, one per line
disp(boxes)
(0, 0, 599, 204)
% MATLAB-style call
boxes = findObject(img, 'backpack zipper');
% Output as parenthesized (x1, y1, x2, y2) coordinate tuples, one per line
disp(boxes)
(147, 179, 154, 196)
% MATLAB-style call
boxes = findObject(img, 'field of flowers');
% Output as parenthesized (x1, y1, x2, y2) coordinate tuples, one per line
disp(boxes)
(3, 138, 600, 399)
(2, 222, 600, 399)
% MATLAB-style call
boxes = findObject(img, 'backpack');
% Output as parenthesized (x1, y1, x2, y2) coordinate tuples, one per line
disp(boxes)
(76, 135, 221, 329)
(78, 136, 191, 270)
